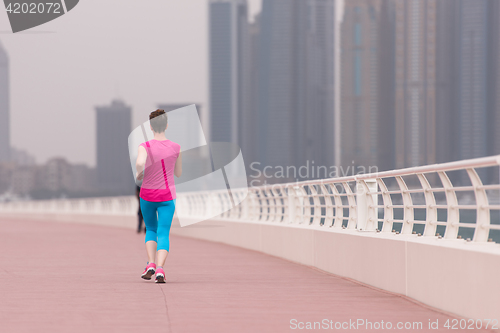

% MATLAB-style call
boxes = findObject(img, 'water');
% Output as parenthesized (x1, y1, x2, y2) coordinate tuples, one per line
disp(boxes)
(377, 209, 500, 243)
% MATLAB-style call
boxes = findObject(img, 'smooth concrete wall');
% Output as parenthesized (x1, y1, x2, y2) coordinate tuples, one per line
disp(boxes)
(171, 217, 500, 320)
(406, 242, 500, 320)
(3, 212, 499, 320)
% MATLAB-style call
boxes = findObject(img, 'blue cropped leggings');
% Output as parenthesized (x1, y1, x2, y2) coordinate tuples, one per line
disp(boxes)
(140, 198, 176, 251)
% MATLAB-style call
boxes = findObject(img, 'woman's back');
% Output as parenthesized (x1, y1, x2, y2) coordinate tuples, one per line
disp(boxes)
(140, 139, 180, 202)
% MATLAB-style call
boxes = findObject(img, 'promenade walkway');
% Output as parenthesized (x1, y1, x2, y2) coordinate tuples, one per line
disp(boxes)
(0, 218, 491, 332)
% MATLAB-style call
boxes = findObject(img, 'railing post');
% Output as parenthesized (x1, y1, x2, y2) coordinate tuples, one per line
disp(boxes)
(287, 186, 302, 224)
(438, 171, 459, 239)
(287, 186, 295, 224)
(467, 168, 490, 242)
(356, 179, 378, 231)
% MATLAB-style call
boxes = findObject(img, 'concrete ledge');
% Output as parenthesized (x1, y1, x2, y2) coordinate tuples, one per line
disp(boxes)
(406, 242, 500, 319)
(313, 230, 407, 295)
(171, 217, 500, 320)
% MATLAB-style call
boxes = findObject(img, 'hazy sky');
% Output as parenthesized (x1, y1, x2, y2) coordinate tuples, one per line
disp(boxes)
(0, 0, 262, 166)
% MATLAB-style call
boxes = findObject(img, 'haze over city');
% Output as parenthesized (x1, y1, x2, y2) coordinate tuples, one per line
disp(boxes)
(1, 0, 500, 200)
(0, 0, 262, 166)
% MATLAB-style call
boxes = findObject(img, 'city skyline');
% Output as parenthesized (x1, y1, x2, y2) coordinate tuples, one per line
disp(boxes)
(0, 0, 262, 167)
(340, 0, 500, 173)
(215, 0, 339, 176)
(1, 0, 500, 181)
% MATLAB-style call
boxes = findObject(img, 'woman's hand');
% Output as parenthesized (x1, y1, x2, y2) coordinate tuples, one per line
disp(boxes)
(174, 151, 183, 177)
(136, 146, 147, 181)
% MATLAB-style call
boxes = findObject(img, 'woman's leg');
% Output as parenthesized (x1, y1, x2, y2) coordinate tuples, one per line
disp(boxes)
(145, 242, 157, 264)
(140, 198, 159, 264)
(156, 199, 176, 267)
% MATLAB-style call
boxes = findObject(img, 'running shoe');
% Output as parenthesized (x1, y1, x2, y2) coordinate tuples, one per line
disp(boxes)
(155, 267, 165, 283)
(141, 262, 156, 280)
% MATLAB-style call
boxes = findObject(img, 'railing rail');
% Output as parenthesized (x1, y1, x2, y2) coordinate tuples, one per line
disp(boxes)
(1, 155, 500, 243)
(175, 155, 500, 243)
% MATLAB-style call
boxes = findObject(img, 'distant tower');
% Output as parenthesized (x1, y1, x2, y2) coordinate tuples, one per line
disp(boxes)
(257, 0, 300, 170)
(435, 0, 459, 164)
(303, 0, 336, 173)
(209, 0, 248, 144)
(95, 100, 132, 195)
(394, 0, 437, 168)
(341, 0, 389, 171)
(457, 0, 491, 161)
(491, 0, 500, 158)
(0, 41, 10, 162)
(258, 0, 336, 172)
(241, 14, 261, 169)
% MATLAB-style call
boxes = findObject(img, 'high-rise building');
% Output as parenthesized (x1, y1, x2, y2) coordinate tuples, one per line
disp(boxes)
(0, 41, 10, 162)
(240, 14, 260, 170)
(394, 0, 437, 168)
(257, 0, 336, 174)
(304, 0, 337, 173)
(377, 0, 397, 172)
(457, 0, 491, 161)
(209, 0, 248, 145)
(258, 0, 300, 170)
(257, 0, 294, 169)
(435, 0, 459, 164)
(95, 100, 132, 195)
(490, 0, 500, 158)
(0, 162, 14, 194)
(341, 0, 395, 172)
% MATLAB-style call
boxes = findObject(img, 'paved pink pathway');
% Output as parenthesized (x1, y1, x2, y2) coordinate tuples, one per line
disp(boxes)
(0, 218, 493, 332)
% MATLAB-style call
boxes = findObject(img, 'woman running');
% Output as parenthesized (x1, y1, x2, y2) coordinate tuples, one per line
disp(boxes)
(135, 109, 182, 283)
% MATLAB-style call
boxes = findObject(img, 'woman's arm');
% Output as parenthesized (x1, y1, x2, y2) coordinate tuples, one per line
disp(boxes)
(174, 151, 182, 177)
(136, 146, 147, 181)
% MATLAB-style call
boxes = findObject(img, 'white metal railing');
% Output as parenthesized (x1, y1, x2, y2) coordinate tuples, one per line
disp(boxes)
(175, 155, 500, 243)
(1, 155, 500, 243)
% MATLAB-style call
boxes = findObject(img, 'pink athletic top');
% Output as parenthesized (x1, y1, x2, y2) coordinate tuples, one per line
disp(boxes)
(139, 139, 181, 202)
